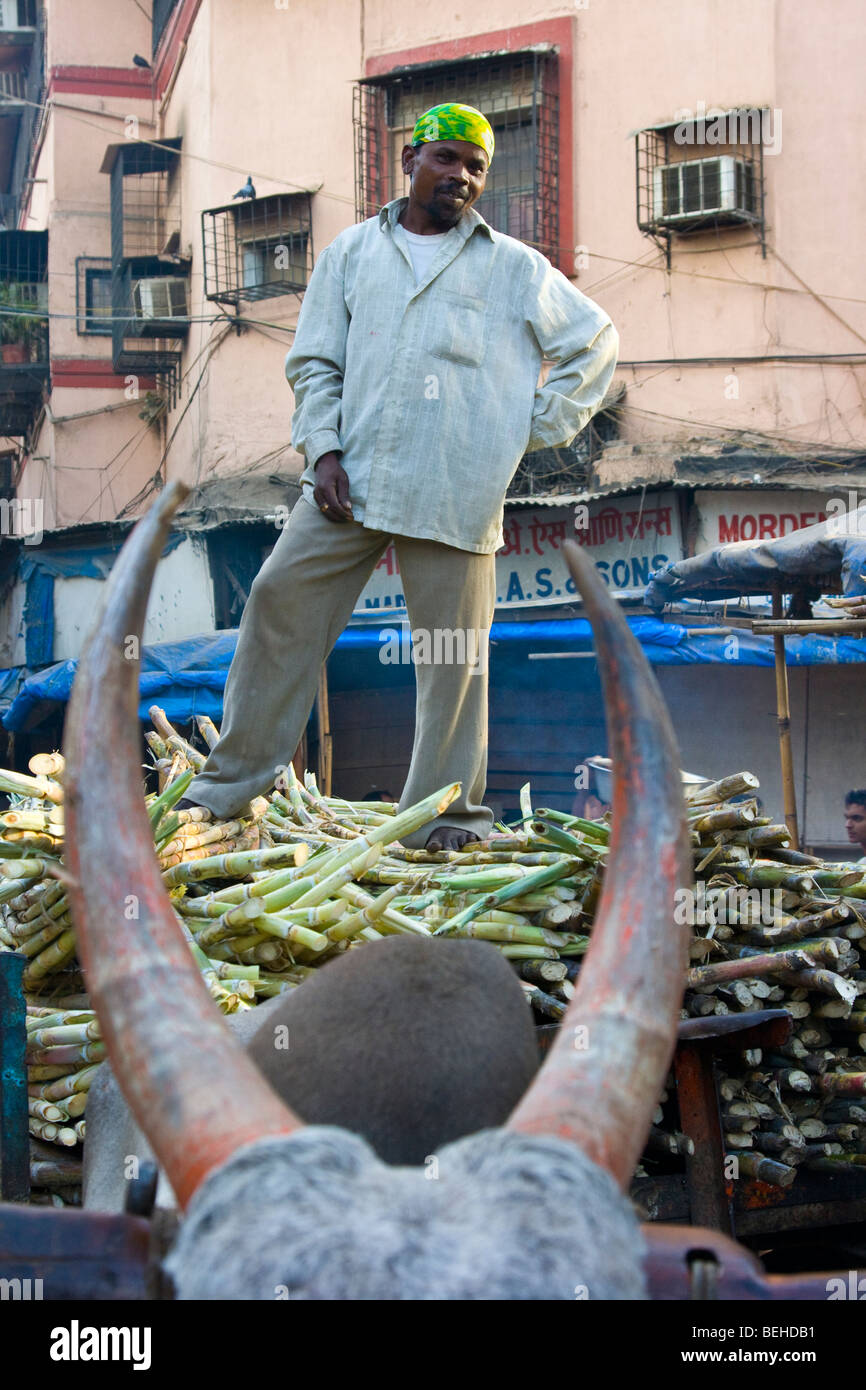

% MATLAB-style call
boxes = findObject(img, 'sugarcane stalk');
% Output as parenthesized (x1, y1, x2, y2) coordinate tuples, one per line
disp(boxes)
(27, 1064, 78, 1081)
(27, 1020, 101, 1048)
(521, 984, 566, 1021)
(0, 874, 43, 906)
(148, 768, 194, 831)
(0, 767, 64, 802)
(517, 959, 568, 987)
(22, 929, 77, 985)
(729, 1151, 797, 1186)
(176, 895, 266, 923)
(30, 1158, 82, 1188)
(28, 1041, 106, 1066)
(28, 1097, 69, 1123)
(252, 979, 297, 998)
(0, 856, 56, 881)
(645, 1126, 695, 1158)
(447, 920, 589, 949)
(161, 842, 307, 887)
(64, 1091, 88, 1118)
(498, 944, 560, 960)
(3, 832, 59, 853)
(529, 821, 607, 864)
(287, 842, 386, 910)
(322, 884, 404, 945)
(433, 859, 579, 936)
(336, 882, 431, 937)
(29, 1117, 78, 1146)
(159, 819, 245, 858)
(17, 917, 74, 958)
(686, 772, 760, 805)
(534, 810, 610, 844)
(691, 805, 758, 832)
(746, 905, 853, 946)
(686, 939, 844, 989)
(25, 1009, 92, 1031)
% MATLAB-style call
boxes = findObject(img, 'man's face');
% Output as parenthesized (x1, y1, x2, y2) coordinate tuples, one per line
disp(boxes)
(844, 801, 866, 850)
(401, 139, 489, 228)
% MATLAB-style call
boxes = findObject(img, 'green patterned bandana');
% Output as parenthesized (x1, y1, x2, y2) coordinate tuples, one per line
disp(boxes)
(411, 103, 495, 164)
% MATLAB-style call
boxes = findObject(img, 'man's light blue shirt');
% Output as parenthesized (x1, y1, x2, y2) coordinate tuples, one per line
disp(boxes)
(285, 197, 618, 554)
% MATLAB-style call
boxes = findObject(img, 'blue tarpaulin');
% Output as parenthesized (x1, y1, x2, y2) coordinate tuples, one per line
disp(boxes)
(645, 504, 866, 609)
(4, 613, 866, 732)
(15, 536, 185, 677)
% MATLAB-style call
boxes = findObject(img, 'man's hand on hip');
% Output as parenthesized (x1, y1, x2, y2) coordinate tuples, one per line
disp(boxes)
(313, 452, 354, 523)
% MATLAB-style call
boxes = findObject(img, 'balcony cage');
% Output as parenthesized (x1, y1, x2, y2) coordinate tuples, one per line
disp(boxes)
(0, 227, 47, 435)
(103, 137, 188, 381)
(635, 110, 766, 265)
(5, 1, 43, 208)
(0, 68, 26, 100)
(202, 193, 313, 306)
(354, 49, 559, 263)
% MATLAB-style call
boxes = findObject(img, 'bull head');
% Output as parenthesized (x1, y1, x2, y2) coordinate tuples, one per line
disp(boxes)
(63, 482, 692, 1298)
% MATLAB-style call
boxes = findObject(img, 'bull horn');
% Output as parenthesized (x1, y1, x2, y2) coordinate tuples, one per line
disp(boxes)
(507, 540, 692, 1189)
(63, 482, 302, 1210)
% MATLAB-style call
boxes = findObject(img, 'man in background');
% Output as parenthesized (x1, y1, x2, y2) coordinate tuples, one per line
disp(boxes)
(845, 790, 866, 864)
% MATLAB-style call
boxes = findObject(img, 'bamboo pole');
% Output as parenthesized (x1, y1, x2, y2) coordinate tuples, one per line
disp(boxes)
(771, 589, 799, 849)
(317, 663, 333, 797)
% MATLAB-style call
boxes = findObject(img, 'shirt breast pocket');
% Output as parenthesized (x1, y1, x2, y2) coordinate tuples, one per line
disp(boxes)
(429, 291, 487, 368)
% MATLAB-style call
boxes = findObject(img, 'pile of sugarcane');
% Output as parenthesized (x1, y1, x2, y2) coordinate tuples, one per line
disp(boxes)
(2, 707, 866, 1201)
(673, 772, 866, 1188)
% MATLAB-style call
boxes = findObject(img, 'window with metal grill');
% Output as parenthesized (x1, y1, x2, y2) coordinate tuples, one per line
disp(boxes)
(354, 51, 559, 260)
(76, 258, 112, 336)
(202, 193, 313, 305)
(102, 136, 188, 382)
(636, 112, 766, 264)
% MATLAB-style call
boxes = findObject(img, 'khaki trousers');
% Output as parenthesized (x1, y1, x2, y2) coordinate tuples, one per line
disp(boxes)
(186, 496, 496, 847)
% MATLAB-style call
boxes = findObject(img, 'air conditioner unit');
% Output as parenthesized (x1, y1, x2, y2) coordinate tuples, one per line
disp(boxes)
(652, 155, 754, 225)
(133, 276, 188, 320)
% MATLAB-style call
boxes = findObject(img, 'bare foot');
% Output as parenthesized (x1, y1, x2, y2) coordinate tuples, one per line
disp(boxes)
(425, 825, 481, 852)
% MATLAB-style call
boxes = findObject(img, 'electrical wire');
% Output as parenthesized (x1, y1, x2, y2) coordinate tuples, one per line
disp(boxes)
(11, 87, 866, 312)
(11, 89, 354, 208)
(115, 321, 233, 517)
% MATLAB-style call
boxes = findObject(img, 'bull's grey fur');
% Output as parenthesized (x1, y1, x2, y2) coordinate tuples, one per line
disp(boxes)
(165, 1128, 647, 1300)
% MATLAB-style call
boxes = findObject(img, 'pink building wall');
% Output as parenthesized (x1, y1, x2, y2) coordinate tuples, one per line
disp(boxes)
(14, 0, 866, 521)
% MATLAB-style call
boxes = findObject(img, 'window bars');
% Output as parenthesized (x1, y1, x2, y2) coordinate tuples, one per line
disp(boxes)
(354, 50, 559, 261)
(202, 193, 313, 306)
(109, 140, 183, 262)
(0, 229, 47, 435)
(106, 138, 188, 382)
(635, 111, 767, 265)
(0, 229, 48, 359)
(75, 257, 112, 336)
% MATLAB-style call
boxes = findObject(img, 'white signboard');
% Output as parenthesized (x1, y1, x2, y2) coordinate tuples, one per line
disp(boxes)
(352, 492, 683, 617)
(693, 490, 835, 553)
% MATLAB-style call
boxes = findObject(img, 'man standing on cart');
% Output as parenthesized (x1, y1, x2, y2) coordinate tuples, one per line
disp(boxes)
(179, 102, 618, 849)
